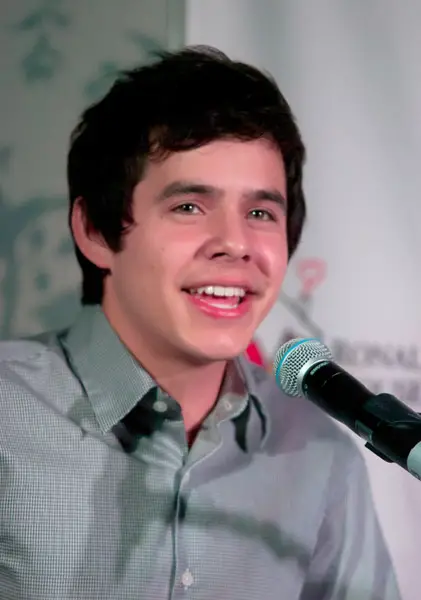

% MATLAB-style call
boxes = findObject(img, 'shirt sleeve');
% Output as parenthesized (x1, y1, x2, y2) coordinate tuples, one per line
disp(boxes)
(299, 446, 401, 600)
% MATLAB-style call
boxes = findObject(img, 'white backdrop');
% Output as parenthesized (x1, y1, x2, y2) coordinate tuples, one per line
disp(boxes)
(187, 2, 421, 598)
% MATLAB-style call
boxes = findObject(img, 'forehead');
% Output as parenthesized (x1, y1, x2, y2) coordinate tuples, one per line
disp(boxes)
(146, 138, 286, 186)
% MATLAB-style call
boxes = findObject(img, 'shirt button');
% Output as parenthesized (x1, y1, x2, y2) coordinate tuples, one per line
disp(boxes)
(181, 568, 194, 588)
(153, 399, 168, 413)
(223, 399, 233, 411)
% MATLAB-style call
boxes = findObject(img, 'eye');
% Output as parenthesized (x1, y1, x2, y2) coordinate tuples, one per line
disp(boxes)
(172, 203, 202, 215)
(248, 208, 276, 221)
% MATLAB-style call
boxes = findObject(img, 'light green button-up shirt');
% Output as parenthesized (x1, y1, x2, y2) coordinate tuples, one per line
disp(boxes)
(0, 306, 400, 599)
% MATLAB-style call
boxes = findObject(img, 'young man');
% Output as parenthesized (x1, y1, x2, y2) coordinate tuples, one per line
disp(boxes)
(0, 47, 400, 599)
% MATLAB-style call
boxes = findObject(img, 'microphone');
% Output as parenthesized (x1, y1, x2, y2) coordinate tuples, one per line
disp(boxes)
(273, 337, 421, 480)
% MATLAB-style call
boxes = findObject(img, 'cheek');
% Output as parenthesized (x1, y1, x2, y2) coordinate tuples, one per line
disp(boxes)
(259, 235, 288, 280)
(117, 230, 197, 288)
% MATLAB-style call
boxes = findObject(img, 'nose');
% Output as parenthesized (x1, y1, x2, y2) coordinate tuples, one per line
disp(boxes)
(203, 211, 251, 263)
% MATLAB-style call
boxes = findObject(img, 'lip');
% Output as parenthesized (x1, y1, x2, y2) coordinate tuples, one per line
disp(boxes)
(185, 290, 254, 319)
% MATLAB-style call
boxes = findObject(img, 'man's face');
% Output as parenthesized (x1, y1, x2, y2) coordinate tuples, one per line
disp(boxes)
(102, 138, 288, 364)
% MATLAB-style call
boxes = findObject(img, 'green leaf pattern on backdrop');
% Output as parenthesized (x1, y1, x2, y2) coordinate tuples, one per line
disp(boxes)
(84, 32, 163, 101)
(1, 1, 170, 338)
(14, 0, 71, 83)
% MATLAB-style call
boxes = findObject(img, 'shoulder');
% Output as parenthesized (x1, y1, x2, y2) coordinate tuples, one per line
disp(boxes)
(0, 332, 55, 362)
(0, 330, 82, 414)
(0, 330, 66, 375)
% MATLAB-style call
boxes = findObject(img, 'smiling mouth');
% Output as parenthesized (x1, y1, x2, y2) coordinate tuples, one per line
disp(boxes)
(182, 285, 250, 307)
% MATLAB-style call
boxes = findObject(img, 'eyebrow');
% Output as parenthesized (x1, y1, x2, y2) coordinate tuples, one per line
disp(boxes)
(157, 180, 287, 211)
(157, 181, 217, 200)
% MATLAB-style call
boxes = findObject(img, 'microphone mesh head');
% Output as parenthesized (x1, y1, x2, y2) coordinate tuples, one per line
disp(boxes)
(273, 338, 333, 396)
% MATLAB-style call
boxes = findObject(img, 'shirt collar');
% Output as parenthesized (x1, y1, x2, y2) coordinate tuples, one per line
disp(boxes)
(60, 305, 270, 443)
(236, 354, 271, 446)
(60, 305, 156, 432)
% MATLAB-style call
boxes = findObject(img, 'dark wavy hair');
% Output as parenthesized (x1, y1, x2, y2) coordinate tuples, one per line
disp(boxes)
(67, 45, 306, 305)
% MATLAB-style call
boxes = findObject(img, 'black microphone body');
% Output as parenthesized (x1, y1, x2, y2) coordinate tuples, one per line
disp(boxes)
(304, 359, 421, 477)
(274, 338, 421, 480)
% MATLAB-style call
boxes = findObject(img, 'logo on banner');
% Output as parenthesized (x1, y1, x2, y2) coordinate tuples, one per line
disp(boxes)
(246, 257, 421, 408)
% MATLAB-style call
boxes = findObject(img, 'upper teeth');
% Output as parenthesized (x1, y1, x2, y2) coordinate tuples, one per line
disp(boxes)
(190, 285, 246, 297)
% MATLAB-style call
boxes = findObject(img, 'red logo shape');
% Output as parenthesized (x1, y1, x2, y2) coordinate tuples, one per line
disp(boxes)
(296, 258, 327, 296)
(245, 340, 265, 367)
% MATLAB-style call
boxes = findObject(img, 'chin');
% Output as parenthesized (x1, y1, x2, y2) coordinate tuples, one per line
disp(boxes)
(184, 335, 251, 363)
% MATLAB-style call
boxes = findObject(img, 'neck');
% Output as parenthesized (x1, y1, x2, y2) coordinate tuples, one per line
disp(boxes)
(140, 354, 227, 433)
(149, 360, 227, 432)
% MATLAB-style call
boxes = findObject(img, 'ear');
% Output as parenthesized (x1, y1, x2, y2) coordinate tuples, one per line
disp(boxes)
(70, 197, 113, 269)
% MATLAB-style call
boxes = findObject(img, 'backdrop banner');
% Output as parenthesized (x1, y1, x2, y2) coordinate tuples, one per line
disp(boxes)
(187, 1, 421, 597)
(0, 0, 184, 338)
